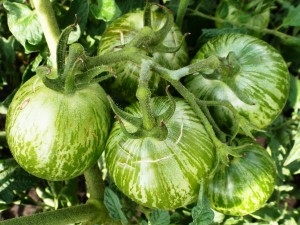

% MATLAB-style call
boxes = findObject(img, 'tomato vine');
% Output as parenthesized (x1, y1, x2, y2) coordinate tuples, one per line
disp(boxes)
(1, 0, 299, 224)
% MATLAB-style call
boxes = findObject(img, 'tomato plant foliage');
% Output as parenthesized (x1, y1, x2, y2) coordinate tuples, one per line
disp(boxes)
(1, 0, 300, 225)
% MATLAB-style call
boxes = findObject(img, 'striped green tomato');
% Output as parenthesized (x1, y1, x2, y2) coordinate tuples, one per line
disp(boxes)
(105, 97, 215, 210)
(98, 10, 189, 103)
(207, 141, 276, 216)
(184, 33, 289, 132)
(5, 75, 111, 181)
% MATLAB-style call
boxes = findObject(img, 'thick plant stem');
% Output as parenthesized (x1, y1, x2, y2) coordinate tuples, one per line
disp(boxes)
(84, 163, 106, 201)
(176, 0, 189, 28)
(0, 203, 99, 225)
(150, 65, 222, 147)
(136, 60, 157, 130)
(32, 0, 60, 68)
(83, 164, 121, 225)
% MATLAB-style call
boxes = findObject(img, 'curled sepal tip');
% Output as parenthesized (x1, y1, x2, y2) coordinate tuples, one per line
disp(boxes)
(152, 3, 174, 42)
(37, 66, 64, 92)
(115, 115, 144, 139)
(151, 32, 189, 54)
(107, 95, 142, 128)
(239, 116, 265, 139)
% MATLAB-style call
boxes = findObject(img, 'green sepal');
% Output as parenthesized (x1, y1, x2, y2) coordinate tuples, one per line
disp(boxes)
(75, 66, 113, 90)
(107, 95, 143, 127)
(37, 66, 65, 92)
(152, 3, 174, 42)
(115, 115, 144, 139)
(57, 24, 76, 76)
(151, 32, 189, 54)
(143, 0, 152, 27)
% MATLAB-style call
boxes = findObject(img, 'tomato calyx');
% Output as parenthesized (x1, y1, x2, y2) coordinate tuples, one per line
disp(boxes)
(39, 25, 113, 94)
(127, 3, 187, 57)
(108, 60, 176, 140)
(209, 141, 246, 179)
(107, 95, 172, 140)
(217, 51, 241, 78)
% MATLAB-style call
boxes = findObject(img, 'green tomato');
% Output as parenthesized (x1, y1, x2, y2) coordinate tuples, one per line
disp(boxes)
(98, 10, 189, 102)
(105, 97, 215, 210)
(184, 33, 289, 132)
(207, 141, 276, 216)
(5, 75, 111, 181)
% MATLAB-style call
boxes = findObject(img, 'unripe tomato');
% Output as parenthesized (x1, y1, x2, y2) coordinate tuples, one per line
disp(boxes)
(185, 33, 289, 133)
(6, 75, 111, 181)
(105, 97, 215, 210)
(207, 142, 276, 216)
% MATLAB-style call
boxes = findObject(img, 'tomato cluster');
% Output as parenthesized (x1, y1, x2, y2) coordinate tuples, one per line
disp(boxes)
(5, 3, 289, 217)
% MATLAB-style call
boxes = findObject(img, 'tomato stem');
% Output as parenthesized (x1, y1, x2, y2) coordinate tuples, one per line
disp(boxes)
(84, 163, 106, 201)
(136, 60, 157, 130)
(31, 0, 60, 68)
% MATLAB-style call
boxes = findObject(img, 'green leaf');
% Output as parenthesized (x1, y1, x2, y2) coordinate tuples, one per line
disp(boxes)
(3, 2, 44, 53)
(189, 181, 214, 225)
(150, 210, 170, 225)
(90, 0, 121, 22)
(288, 75, 300, 111)
(0, 36, 17, 88)
(284, 129, 300, 166)
(282, 5, 300, 27)
(189, 196, 214, 225)
(104, 187, 128, 225)
(0, 158, 40, 204)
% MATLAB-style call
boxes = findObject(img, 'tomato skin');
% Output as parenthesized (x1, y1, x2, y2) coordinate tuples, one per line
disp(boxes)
(105, 97, 215, 210)
(185, 33, 290, 132)
(207, 142, 276, 216)
(98, 10, 189, 102)
(5, 75, 111, 181)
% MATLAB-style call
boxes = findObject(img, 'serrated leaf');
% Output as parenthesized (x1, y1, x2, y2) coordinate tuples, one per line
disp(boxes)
(190, 181, 214, 225)
(103, 187, 128, 225)
(282, 5, 300, 27)
(0, 158, 40, 204)
(284, 130, 300, 166)
(189, 196, 214, 225)
(90, 0, 121, 22)
(3, 2, 44, 53)
(150, 210, 170, 225)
